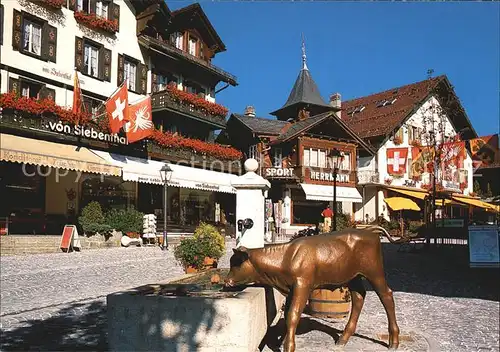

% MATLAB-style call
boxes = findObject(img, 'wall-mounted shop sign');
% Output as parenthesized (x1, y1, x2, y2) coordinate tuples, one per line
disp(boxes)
(48, 121, 127, 145)
(310, 171, 349, 183)
(42, 66, 85, 85)
(195, 183, 220, 191)
(263, 167, 295, 178)
(404, 179, 417, 188)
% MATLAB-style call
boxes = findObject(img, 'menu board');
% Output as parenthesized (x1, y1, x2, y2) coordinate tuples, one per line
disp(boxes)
(468, 225, 500, 268)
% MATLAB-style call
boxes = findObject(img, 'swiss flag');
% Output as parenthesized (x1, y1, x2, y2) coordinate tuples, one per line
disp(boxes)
(124, 96, 153, 143)
(106, 82, 129, 134)
(387, 148, 408, 175)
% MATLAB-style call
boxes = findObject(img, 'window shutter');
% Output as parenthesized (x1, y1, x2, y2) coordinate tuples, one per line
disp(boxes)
(74, 37, 84, 72)
(39, 86, 56, 101)
(1, 5, 4, 46)
(99, 46, 112, 82)
(42, 23, 57, 63)
(90, 0, 97, 14)
(12, 9, 22, 51)
(8, 77, 20, 96)
(151, 72, 158, 93)
(117, 54, 124, 86)
(69, 0, 77, 11)
(137, 62, 148, 94)
(110, 2, 120, 31)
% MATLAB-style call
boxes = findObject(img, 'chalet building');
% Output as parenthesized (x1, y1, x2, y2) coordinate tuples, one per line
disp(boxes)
(340, 75, 478, 222)
(220, 53, 373, 233)
(0, 0, 240, 236)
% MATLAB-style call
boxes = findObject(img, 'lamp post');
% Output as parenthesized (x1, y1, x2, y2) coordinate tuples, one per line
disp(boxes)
(328, 148, 343, 231)
(160, 163, 173, 250)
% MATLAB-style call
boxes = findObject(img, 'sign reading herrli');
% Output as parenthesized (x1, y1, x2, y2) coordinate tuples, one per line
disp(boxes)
(60, 225, 81, 252)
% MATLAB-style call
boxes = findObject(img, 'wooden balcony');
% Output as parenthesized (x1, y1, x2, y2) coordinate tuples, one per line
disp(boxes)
(151, 90, 227, 129)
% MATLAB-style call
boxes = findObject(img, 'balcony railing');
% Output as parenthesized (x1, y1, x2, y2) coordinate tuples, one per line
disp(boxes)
(357, 170, 380, 184)
(139, 36, 237, 86)
(151, 90, 227, 128)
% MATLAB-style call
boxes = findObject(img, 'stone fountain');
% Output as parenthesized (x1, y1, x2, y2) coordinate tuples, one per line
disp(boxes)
(107, 159, 284, 351)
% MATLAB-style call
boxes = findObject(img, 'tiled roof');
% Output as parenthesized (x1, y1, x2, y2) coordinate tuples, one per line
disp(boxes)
(341, 76, 444, 139)
(232, 114, 289, 135)
(275, 112, 331, 141)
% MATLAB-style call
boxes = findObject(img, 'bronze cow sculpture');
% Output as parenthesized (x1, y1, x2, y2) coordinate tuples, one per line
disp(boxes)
(225, 226, 401, 352)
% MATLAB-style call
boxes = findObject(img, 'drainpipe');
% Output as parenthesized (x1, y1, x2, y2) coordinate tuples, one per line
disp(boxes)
(362, 185, 366, 222)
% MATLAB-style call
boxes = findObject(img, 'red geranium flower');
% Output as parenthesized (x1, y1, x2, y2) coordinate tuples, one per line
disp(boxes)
(74, 11, 118, 33)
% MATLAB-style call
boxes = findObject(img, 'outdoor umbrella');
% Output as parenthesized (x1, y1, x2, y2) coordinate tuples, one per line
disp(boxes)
(384, 197, 421, 235)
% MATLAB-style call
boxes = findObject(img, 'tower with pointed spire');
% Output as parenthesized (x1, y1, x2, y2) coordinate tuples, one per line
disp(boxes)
(270, 35, 333, 122)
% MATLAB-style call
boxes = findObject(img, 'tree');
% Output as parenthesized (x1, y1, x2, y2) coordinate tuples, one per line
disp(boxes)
(485, 183, 493, 198)
(473, 179, 482, 196)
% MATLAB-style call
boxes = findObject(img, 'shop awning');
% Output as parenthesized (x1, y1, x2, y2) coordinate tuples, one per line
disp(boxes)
(384, 197, 421, 211)
(452, 195, 499, 212)
(92, 151, 238, 194)
(0, 133, 121, 176)
(299, 183, 362, 203)
(386, 187, 428, 200)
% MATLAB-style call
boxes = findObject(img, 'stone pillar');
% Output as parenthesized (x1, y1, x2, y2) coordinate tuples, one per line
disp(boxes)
(231, 159, 271, 249)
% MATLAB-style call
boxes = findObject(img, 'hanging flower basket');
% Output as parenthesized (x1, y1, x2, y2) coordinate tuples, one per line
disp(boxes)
(74, 11, 118, 33)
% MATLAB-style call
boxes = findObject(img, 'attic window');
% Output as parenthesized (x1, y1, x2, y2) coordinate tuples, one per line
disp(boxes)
(376, 98, 397, 107)
(348, 105, 365, 115)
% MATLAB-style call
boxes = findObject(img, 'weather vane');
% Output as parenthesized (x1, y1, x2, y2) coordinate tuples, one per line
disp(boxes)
(301, 33, 308, 70)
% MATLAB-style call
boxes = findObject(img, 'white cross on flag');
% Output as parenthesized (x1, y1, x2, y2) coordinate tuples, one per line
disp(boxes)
(387, 148, 408, 175)
(106, 82, 130, 134)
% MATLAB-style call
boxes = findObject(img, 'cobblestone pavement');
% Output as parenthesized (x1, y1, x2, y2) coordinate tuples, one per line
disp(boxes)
(1, 240, 499, 351)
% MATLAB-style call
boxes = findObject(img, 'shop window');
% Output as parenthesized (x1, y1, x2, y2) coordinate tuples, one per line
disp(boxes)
(273, 148, 283, 167)
(80, 176, 136, 212)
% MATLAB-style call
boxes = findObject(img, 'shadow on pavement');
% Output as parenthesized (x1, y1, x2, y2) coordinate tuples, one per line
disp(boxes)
(379, 243, 499, 301)
(0, 300, 107, 351)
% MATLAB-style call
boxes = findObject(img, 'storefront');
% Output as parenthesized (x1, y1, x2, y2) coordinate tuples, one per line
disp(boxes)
(0, 133, 122, 234)
(92, 151, 238, 229)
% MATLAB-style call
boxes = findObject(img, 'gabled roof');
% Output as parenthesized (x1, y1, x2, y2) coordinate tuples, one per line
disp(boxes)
(272, 112, 375, 154)
(231, 114, 289, 136)
(341, 75, 477, 141)
(170, 3, 226, 54)
(270, 68, 331, 117)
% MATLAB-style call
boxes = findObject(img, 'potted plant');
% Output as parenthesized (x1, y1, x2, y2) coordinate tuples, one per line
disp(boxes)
(78, 201, 111, 235)
(174, 222, 225, 273)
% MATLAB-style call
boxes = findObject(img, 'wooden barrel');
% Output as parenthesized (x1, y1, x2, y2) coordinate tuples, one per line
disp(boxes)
(307, 288, 351, 319)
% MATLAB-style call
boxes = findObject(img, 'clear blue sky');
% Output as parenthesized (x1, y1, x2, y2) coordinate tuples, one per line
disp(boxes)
(169, 1, 500, 137)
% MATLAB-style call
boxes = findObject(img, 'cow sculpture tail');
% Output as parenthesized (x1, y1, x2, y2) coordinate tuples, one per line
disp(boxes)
(363, 225, 407, 244)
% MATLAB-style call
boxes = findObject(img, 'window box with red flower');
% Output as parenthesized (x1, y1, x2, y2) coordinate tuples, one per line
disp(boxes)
(33, 0, 66, 9)
(393, 136, 403, 145)
(74, 11, 118, 34)
(149, 130, 243, 162)
(151, 83, 228, 126)
(384, 177, 393, 185)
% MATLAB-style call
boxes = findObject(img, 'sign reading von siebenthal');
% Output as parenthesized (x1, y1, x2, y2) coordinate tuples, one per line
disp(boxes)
(48, 121, 128, 145)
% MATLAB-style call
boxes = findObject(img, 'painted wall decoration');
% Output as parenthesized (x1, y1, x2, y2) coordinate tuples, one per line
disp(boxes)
(386, 148, 408, 176)
(470, 134, 500, 168)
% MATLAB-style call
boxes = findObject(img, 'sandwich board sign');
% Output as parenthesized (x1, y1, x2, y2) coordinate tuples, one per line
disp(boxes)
(60, 225, 81, 252)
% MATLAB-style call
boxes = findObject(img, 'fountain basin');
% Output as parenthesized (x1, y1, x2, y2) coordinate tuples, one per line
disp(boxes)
(107, 269, 285, 352)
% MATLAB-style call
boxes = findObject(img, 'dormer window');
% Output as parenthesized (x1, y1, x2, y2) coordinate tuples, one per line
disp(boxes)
(348, 105, 365, 115)
(188, 35, 198, 56)
(376, 98, 397, 107)
(170, 32, 183, 50)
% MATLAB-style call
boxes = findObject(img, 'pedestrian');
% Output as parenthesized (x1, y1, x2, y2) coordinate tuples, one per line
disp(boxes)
(321, 205, 334, 232)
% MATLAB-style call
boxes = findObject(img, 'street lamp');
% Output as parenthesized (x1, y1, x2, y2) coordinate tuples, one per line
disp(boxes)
(160, 163, 173, 250)
(328, 148, 343, 231)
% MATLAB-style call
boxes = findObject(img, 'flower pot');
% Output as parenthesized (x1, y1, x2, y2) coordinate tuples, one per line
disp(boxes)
(203, 257, 218, 269)
(185, 266, 198, 274)
(307, 288, 351, 319)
